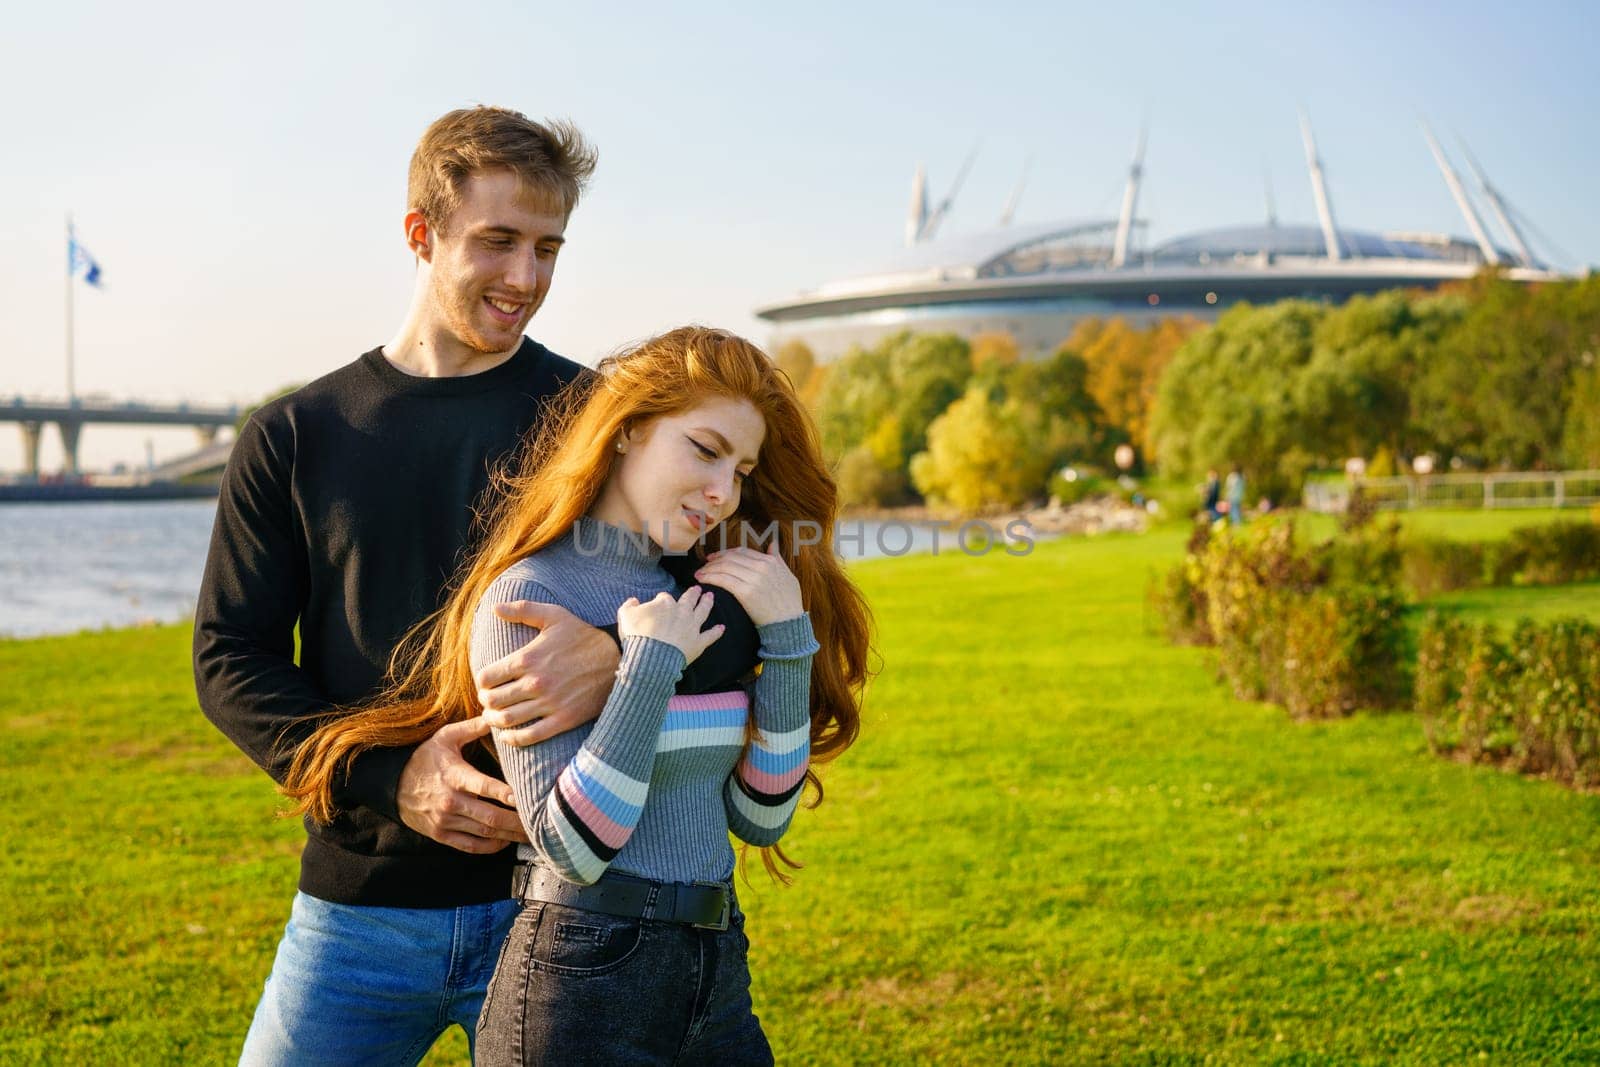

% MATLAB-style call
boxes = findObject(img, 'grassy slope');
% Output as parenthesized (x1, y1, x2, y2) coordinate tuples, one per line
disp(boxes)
(2, 528, 1598, 1064)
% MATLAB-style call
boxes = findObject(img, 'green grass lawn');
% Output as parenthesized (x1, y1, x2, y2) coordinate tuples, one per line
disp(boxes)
(1421, 580, 1600, 629)
(1296, 506, 1594, 543)
(3, 528, 1599, 1064)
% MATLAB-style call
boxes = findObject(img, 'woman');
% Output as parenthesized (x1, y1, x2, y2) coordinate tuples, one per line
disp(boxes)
(285, 326, 872, 1065)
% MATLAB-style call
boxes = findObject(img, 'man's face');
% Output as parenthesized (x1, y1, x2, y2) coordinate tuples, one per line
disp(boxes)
(423, 169, 567, 355)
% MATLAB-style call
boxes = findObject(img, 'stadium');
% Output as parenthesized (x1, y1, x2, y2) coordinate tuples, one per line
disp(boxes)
(754, 119, 1568, 360)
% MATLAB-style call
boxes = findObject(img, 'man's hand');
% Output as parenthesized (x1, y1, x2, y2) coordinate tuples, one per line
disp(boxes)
(397, 717, 530, 854)
(475, 601, 621, 748)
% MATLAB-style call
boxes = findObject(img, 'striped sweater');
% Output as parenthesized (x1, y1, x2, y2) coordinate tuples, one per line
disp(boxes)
(470, 517, 818, 886)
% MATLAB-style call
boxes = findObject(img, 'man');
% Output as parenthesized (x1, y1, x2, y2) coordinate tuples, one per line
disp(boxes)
(1201, 468, 1221, 523)
(195, 107, 617, 1064)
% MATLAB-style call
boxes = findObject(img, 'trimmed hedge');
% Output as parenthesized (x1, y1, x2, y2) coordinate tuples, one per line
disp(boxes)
(1416, 614, 1600, 788)
(1152, 519, 1410, 719)
(1154, 513, 1600, 787)
(1401, 519, 1600, 597)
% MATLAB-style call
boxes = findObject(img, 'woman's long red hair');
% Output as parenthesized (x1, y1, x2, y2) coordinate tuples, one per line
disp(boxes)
(282, 326, 874, 876)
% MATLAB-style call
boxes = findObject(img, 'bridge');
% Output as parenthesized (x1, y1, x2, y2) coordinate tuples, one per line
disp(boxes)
(2, 395, 240, 477)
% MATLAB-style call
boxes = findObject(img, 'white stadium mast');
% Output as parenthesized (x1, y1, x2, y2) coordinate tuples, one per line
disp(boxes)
(999, 156, 1031, 227)
(1263, 163, 1278, 230)
(1299, 110, 1345, 261)
(905, 164, 929, 248)
(905, 145, 979, 245)
(1421, 121, 1501, 267)
(1458, 137, 1536, 268)
(1111, 126, 1145, 269)
(920, 144, 979, 242)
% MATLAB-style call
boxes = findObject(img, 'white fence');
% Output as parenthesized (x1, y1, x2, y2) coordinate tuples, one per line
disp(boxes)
(1303, 470, 1600, 513)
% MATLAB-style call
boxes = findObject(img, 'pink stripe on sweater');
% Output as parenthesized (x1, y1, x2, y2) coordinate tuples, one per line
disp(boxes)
(666, 690, 749, 712)
(557, 774, 632, 849)
(738, 759, 809, 796)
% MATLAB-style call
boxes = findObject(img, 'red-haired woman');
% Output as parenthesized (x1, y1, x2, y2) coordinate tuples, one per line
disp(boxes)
(286, 326, 872, 1064)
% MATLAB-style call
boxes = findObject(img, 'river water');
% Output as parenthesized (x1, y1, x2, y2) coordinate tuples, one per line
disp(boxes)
(0, 501, 1028, 638)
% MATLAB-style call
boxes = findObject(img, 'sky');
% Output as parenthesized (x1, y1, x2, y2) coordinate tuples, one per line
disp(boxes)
(2, 0, 1596, 471)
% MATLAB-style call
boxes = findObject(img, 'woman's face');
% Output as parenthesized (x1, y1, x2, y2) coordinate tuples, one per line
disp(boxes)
(591, 396, 766, 553)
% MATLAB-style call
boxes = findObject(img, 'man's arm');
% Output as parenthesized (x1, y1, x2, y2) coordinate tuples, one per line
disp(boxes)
(192, 415, 347, 786)
(475, 601, 621, 747)
(190, 416, 519, 847)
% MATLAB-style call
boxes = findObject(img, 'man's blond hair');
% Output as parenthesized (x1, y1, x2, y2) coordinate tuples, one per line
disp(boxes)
(408, 106, 597, 230)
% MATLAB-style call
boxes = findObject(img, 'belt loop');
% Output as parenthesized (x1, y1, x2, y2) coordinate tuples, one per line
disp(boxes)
(642, 884, 660, 920)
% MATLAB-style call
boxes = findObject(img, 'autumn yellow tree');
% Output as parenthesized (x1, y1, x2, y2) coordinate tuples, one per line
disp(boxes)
(773, 339, 827, 408)
(1070, 315, 1203, 455)
(969, 330, 1021, 372)
(910, 386, 1056, 511)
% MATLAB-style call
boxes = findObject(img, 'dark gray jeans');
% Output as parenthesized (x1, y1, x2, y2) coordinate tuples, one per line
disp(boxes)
(475, 897, 774, 1066)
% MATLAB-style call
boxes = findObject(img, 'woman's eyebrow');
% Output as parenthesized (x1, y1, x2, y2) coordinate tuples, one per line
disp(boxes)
(693, 428, 758, 468)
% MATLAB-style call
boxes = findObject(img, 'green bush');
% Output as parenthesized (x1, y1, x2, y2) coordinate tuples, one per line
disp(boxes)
(1506, 618, 1600, 785)
(1154, 520, 1412, 717)
(1145, 554, 1210, 646)
(1049, 471, 1110, 507)
(1199, 523, 1306, 703)
(1282, 584, 1410, 719)
(1338, 484, 1382, 533)
(1401, 538, 1486, 598)
(1416, 614, 1600, 787)
(1504, 521, 1600, 585)
(1414, 612, 1470, 751)
(1483, 538, 1529, 587)
(1322, 519, 1403, 591)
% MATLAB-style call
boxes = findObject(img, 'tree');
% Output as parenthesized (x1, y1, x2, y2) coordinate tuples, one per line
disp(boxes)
(815, 342, 892, 461)
(1296, 290, 1464, 463)
(812, 331, 973, 507)
(910, 387, 1054, 511)
(1148, 300, 1325, 500)
(970, 331, 1021, 371)
(1001, 348, 1101, 473)
(1074, 315, 1202, 456)
(773, 339, 817, 397)
(1563, 359, 1600, 469)
(1414, 272, 1600, 468)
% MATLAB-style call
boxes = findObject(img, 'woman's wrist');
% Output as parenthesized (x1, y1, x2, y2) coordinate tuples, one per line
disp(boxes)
(756, 613, 819, 661)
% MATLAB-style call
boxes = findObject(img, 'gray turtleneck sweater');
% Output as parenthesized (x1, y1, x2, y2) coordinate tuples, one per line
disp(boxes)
(470, 517, 819, 886)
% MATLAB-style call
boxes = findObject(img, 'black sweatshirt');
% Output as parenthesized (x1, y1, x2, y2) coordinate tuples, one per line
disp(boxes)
(193, 339, 588, 907)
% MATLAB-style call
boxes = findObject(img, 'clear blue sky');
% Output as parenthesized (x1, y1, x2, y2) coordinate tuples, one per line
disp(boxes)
(3, 0, 1595, 470)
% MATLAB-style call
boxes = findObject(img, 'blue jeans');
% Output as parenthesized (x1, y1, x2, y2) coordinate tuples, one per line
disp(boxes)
(475, 899, 773, 1066)
(239, 891, 518, 1066)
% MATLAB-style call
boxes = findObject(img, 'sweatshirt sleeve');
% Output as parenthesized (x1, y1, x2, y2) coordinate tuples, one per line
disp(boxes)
(724, 613, 818, 846)
(190, 415, 413, 818)
(473, 575, 686, 885)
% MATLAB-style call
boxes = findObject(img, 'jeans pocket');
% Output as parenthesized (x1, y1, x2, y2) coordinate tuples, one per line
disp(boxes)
(530, 905, 644, 977)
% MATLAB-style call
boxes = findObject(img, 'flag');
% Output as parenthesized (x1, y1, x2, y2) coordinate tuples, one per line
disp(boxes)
(68, 230, 103, 288)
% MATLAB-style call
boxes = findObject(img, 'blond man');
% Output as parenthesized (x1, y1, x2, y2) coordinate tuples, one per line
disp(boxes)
(195, 107, 616, 1064)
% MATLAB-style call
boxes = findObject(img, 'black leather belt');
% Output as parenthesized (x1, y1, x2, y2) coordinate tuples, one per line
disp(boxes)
(511, 864, 731, 932)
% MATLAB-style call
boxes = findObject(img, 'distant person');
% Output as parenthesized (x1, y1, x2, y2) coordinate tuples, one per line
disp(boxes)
(1200, 468, 1221, 522)
(193, 107, 644, 1064)
(286, 327, 872, 1064)
(1224, 465, 1246, 526)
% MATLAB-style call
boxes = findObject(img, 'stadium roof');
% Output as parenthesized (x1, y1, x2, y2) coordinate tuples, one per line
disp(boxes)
(757, 117, 1567, 322)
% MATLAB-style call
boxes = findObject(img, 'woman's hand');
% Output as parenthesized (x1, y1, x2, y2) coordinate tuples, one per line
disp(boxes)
(616, 586, 724, 664)
(692, 539, 804, 627)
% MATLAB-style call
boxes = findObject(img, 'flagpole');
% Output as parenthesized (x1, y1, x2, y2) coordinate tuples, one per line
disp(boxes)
(65, 212, 75, 402)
